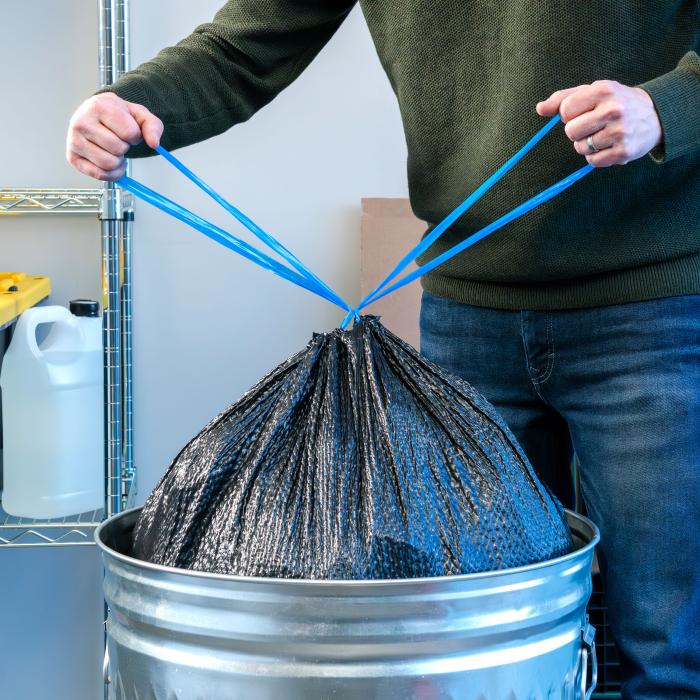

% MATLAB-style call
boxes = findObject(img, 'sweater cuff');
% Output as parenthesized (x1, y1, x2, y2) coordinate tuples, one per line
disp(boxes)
(96, 80, 158, 159)
(641, 52, 700, 163)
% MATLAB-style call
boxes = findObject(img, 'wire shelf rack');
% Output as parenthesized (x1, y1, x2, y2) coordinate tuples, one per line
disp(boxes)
(589, 572, 622, 698)
(1, 3, 132, 697)
(0, 504, 103, 548)
(0, 189, 102, 215)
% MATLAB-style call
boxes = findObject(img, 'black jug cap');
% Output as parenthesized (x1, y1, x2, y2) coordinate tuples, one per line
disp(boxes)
(69, 299, 100, 318)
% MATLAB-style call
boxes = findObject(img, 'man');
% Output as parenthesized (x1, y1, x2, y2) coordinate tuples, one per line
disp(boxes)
(67, 2, 700, 697)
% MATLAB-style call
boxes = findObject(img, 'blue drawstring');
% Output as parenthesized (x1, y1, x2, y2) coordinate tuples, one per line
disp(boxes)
(118, 115, 594, 327)
(152, 146, 348, 312)
(356, 116, 563, 312)
(117, 175, 345, 305)
(339, 116, 595, 327)
(347, 163, 594, 320)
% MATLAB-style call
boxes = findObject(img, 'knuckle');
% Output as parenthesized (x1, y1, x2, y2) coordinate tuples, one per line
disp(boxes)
(84, 100, 101, 118)
(68, 136, 85, 156)
(95, 92, 116, 107)
(101, 154, 122, 171)
(612, 100, 625, 119)
(560, 102, 572, 122)
(605, 105, 622, 121)
(124, 124, 144, 145)
(594, 80, 616, 96)
(70, 116, 88, 134)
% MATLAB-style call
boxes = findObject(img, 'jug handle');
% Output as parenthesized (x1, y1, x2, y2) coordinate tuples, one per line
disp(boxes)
(18, 306, 74, 360)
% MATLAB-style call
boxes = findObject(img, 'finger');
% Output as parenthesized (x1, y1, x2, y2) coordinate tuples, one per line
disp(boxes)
(560, 80, 622, 124)
(559, 87, 602, 123)
(564, 106, 611, 142)
(585, 147, 626, 168)
(68, 154, 127, 182)
(573, 132, 615, 157)
(76, 121, 130, 157)
(97, 104, 144, 146)
(536, 87, 581, 116)
(574, 119, 626, 156)
(584, 132, 632, 166)
(70, 135, 124, 173)
(127, 103, 164, 149)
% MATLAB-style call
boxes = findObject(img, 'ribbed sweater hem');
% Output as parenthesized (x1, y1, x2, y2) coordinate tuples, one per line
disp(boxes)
(421, 253, 700, 310)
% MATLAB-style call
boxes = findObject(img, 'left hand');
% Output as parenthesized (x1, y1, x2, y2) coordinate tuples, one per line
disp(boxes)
(536, 80, 663, 167)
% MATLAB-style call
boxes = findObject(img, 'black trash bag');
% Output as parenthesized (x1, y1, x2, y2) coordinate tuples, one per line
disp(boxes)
(133, 316, 571, 579)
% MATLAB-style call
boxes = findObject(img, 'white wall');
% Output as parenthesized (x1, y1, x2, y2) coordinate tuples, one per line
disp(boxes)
(0, 2, 407, 698)
(129, 2, 408, 501)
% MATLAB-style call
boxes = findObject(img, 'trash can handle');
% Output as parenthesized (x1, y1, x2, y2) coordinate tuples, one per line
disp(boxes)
(103, 646, 110, 687)
(579, 618, 598, 700)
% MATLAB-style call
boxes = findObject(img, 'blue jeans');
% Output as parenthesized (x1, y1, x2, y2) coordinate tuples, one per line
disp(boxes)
(420, 292, 700, 699)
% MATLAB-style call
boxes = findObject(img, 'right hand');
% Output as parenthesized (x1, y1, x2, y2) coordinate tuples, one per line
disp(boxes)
(66, 93, 164, 181)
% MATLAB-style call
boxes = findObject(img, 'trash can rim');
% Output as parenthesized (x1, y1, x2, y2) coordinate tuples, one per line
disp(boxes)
(96, 507, 599, 587)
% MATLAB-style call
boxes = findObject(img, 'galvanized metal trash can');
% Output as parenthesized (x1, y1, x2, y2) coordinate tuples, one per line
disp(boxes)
(97, 509, 599, 700)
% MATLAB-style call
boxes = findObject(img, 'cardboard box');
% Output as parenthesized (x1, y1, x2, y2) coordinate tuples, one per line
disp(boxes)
(360, 198, 425, 349)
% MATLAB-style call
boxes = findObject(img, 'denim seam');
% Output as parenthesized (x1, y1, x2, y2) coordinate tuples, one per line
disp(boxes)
(520, 312, 554, 394)
(520, 312, 538, 380)
(538, 313, 555, 384)
(520, 312, 543, 384)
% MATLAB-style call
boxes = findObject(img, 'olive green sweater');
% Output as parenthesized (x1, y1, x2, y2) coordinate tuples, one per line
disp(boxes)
(106, 1, 700, 310)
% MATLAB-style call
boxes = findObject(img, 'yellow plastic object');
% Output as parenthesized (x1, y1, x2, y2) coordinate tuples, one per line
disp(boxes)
(0, 273, 51, 327)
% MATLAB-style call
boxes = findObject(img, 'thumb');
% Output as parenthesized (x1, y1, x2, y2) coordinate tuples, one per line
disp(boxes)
(536, 87, 580, 117)
(127, 102, 164, 149)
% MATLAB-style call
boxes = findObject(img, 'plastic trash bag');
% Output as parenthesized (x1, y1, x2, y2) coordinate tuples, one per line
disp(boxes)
(132, 317, 572, 579)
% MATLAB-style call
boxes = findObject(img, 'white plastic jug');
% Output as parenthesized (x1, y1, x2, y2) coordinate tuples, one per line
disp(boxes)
(0, 301, 103, 518)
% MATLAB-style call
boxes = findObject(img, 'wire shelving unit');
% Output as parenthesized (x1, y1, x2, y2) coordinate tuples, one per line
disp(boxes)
(0, 508, 104, 547)
(0, 4, 134, 696)
(0, 189, 103, 215)
(0, 0, 135, 548)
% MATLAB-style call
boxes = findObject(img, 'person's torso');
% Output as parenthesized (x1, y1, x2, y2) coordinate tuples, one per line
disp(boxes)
(358, 0, 700, 285)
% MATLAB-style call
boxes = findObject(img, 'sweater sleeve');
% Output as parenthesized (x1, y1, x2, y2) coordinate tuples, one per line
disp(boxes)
(100, 0, 356, 157)
(641, 51, 700, 163)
